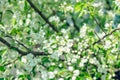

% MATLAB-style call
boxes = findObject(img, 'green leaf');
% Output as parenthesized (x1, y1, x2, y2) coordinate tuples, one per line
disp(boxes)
(10, 28, 21, 36)
(75, 3, 85, 12)
(24, 1, 30, 13)
(42, 57, 50, 63)
(0, 49, 7, 55)
(0, 66, 5, 72)
(18, 75, 25, 78)
(57, 69, 68, 76)
(0, 78, 4, 80)
(26, 74, 31, 80)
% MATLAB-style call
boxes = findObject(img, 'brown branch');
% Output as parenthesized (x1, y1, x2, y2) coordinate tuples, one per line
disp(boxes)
(0, 30, 30, 51)
(0, 37, 27, 55)
(0, 37, 49, 56)
(27, 0, 58, 32)
(82, 27, 120, 52)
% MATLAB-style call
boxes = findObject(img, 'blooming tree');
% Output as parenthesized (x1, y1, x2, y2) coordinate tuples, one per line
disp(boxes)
(0, 0, 120, 80)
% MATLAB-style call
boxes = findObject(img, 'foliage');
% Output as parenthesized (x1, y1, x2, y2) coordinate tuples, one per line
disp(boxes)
(0, 0, 120, 80)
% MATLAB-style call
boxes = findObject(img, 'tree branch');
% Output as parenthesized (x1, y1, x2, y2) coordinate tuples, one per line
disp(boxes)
(82, 27, 120, 52)
(0, 37, 27, 55)
(0, 30, 30, 51)
(0, 37, 49, 56)
(27, 0, 58, 32)
(5, 35, 29, 50)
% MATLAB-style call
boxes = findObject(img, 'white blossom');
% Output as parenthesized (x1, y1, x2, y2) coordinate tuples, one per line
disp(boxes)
(48, 48, 53, 54)
(64, 47, 70, 53)
(51, 62, 55, 66)
(79, 62, 84, 67)
(71, 58, 77, 63)
(48, 71, 55, 79)
(79, 57, 88, 67)
(41, 71, 48, 80)
(19, 20, 23, 26)
(29, 59, 37, 67)
(26, 54, 33, 61)
(58, 46, 65, 53)
(27, 14, 31, 18)
(72, 76, 76, 80)
(13, 14, 16, 18)
(61, 29, 66, 33)
(49, 15, 60, 22)
(58, 78, 64, 80)
(89, 57, 100, 65)
(66, 6, 74, 12)
(104, 40, 111, 49)
(73, 70, 80, 76)
(105, 23, 110, 29)
(54, 70, 58, 74)
(68, 66, 74, 71)
(54, 0, 58, 2)
(80, 24, 87, 38)
(66, 40, 73, 48)
(21, 56, 27, 63)
(93, 2, 102, 7)
(59, 63, 63, 67)
(97, 65, 107, 74)
(115, 0, 120, 8)
(16, 69, 23, 75)
(60, 39, 66, 46)
(26, 18, 30, 25)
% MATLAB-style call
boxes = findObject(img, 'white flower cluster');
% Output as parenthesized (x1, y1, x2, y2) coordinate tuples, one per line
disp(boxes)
(115, 0, 120, 8)
(80, 24, 87, 38)
(49, 15, 60, 23)
(89, 57, 100, 65)
(79, 57, 88, 67)
(93, 2, 102, 7)
(21, 54, 38, 72)
(59, 2, 73, 13)
(72, 70, 80, 80)
(48, 70, 58, 79)
(66, 6, 74, 12)
(104, 40, 111, 49)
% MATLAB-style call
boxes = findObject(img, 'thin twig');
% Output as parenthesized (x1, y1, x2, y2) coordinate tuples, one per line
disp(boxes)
(0, 30, 30, 51)
(94, 30, 101, 40)
(82, 27, 120, 52)
(87, 6, 107, 35)
(1, 56, 21, 66)
(5, 35, 29, 50)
